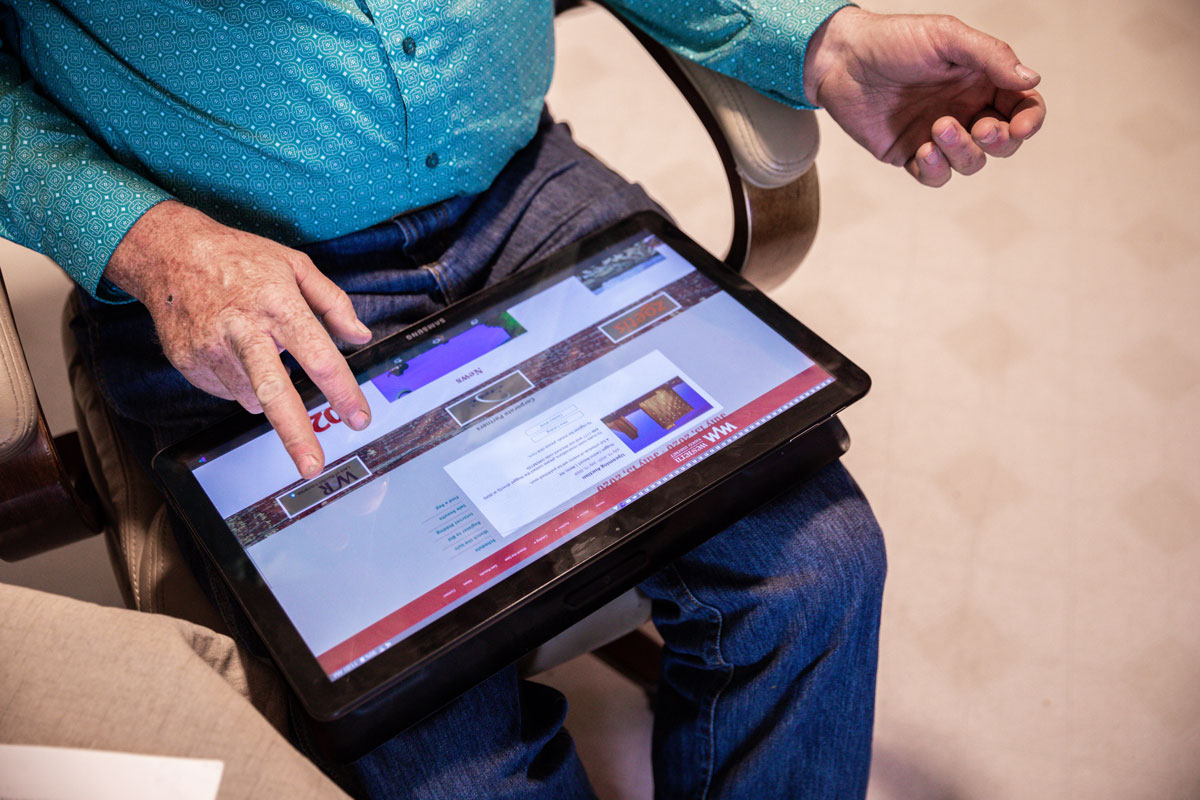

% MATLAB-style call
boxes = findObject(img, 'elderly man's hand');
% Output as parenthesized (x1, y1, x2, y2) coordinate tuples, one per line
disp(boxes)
(106, 200, 373, 479)
(804, 7, 1046, 187)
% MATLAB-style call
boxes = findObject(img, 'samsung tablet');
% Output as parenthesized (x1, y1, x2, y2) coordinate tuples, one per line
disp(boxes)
(153, 212, 870, 759)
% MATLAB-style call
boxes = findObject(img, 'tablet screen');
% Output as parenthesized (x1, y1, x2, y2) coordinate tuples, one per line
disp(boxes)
(184, 230, 834, 680)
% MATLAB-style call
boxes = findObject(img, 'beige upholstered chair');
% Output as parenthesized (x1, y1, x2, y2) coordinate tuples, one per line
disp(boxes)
(0, 0, 823, 769)
(0, 581, 351, 798)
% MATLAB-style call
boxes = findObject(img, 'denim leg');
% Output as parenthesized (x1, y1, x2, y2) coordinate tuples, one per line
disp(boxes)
(326, 666, 596, 800)
(638, 462, 887, 800)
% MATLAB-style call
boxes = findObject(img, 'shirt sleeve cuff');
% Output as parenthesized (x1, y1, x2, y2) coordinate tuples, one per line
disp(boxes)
(710, 1, 855, 110)
(45, 171, 174, 304)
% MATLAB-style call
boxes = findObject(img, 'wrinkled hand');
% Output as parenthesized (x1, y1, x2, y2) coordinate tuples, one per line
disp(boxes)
(804, 7, 1046, 187)
(106, 201, 373, 479)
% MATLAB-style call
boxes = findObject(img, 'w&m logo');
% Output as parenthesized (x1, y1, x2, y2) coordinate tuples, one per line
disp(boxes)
(702, 422, 738, 443)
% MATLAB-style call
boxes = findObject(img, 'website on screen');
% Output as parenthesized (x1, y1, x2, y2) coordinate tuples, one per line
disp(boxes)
(190, 234, 832, 679)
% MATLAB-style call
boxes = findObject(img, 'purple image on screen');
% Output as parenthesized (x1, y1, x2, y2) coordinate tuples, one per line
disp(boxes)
(372, 325, 515, 402)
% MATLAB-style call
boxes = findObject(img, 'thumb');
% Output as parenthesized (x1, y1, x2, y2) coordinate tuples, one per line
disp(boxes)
(935, 17, 1040, 90)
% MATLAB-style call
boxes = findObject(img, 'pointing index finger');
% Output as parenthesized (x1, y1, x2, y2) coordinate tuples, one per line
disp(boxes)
(234, 333, 325, 478)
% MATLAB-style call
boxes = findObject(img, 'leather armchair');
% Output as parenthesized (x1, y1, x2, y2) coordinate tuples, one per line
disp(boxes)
(0, 0, 822, 736)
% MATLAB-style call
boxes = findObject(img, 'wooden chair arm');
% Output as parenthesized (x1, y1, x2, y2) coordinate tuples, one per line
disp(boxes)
(0, 271, 104, 561)
(588, 0, 822, 291)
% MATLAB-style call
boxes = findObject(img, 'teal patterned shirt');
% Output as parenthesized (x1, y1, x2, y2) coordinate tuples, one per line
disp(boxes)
(0, 0, 847, 300)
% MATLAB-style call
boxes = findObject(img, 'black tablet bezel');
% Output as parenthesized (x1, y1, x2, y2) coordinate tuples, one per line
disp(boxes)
(153, 211, 870, 724)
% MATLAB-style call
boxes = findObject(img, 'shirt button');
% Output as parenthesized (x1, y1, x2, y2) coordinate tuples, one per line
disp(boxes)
(402, 36, 416, 56)
(425, 152, 439, 169)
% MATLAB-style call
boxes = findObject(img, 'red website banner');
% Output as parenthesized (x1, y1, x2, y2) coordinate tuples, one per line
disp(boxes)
(317, 364, 832, 675)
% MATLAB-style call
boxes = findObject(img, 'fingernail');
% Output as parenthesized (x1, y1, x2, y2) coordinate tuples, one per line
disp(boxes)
(924, 148, 940, 165)
(938, 125, 957, 144)
(1015, 64, 1039, 82)
(355, 321, 372, 338)
(980, 127, 999, 144)
(350, 410, 371, 430)
(300, 454, 320, 477)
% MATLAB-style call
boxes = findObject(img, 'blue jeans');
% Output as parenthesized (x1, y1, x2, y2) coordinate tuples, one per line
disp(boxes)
(72, 113, 886, 799)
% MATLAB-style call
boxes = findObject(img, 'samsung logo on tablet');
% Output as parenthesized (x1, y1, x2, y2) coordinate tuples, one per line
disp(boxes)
(405, 317, 447, 340)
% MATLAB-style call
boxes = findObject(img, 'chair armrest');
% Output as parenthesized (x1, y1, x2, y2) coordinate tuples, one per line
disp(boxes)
(0, 270, 38, 461)
(669, 55, 820, 190)
(0, 272, 104, 561)
(593, 1, 821, 291)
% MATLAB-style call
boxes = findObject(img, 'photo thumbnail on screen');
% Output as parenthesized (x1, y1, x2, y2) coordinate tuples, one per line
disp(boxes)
(601, 377, 713, 453)
(578, 235, 665, 295)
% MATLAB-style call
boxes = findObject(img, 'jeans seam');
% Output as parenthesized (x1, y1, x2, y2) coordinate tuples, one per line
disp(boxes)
(424, 260, 455, 303)
(668, 563, 735, 800)
(387, 214, 417, 248)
